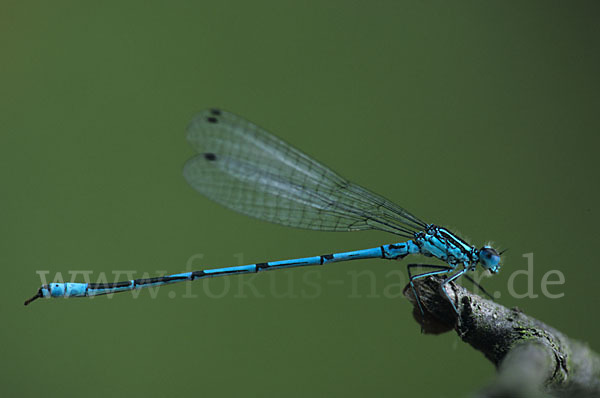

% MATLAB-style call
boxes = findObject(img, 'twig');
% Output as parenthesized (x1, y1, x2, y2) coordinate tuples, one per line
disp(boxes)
(403, 276, 600, 397)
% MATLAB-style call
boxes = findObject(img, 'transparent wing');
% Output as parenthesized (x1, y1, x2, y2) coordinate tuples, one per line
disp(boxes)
(183, 109, 427, 238)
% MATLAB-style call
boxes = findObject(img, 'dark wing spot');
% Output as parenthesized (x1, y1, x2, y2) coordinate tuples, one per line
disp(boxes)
(207, 116, 218, 123)
(210, 108, 221, 115)
(204, 153, 217, 161)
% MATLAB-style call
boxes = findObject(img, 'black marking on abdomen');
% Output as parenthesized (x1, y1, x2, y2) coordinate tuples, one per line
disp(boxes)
(191, 270, 205, 279)
(207, 116, 218, 123)
(133, 275, 189, 287)
(320, 254, 334, 264)
(210, 108, 221, 115)
(256, 262, 269, 271)
(204, 153, 217, 161)
(388, 244, 406, 250)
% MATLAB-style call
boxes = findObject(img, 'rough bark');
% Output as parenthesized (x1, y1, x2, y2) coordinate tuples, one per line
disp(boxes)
(403, 276, 600, 397)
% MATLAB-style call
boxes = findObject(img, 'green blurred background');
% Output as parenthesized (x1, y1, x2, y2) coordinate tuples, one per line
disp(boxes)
(2, 1, 599, 397)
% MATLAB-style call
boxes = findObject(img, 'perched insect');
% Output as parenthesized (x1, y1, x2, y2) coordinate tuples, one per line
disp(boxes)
(25, 109, 502, 315)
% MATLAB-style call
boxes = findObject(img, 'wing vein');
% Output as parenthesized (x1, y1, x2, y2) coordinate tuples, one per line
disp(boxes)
(183, 109, 427, 237)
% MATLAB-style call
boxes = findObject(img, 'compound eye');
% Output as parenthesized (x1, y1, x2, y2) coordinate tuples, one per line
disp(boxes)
(481, 247, 499, 258)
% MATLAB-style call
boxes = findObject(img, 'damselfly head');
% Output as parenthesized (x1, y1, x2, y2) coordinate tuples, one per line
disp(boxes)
(478, 246, 501, 273)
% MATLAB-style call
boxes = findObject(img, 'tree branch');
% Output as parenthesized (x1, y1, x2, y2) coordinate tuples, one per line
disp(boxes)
(403, 276, 600, 397)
